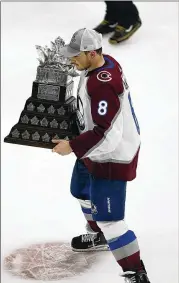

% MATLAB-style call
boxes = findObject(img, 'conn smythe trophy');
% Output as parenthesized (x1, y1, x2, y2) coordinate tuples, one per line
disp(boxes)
(4, 37, 79, 149)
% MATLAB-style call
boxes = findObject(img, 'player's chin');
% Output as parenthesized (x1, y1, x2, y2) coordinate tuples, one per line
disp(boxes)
(76, 66, 84, 71)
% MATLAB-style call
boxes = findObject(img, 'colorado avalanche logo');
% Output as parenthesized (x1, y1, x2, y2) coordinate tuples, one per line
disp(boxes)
(97, 71, 112, 82)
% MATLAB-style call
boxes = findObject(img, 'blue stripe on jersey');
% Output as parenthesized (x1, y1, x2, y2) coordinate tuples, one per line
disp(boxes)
(108, 230, 136, 251)
(81, 206, 91, 215)
(98, 56, 115, 71)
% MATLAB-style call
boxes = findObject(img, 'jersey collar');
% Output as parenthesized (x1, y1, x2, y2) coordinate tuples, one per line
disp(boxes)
(85, 55, 110, 77)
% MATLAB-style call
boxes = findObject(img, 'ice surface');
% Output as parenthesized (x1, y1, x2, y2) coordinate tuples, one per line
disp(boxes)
(1, 2, 178, 283)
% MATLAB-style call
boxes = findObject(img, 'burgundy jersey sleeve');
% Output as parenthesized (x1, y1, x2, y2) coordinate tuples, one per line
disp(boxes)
(70, 83, 122, 159)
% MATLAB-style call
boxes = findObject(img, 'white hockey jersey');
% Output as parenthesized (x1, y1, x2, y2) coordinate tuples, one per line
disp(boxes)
(70, 54, 140, 181)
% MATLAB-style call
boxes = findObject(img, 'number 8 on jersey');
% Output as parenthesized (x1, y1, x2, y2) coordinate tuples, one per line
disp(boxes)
(98, 100, 108, 116)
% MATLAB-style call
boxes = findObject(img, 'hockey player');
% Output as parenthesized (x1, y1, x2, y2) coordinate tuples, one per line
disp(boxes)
(94, 1, 141, 44)
(52, 28, 150, 283)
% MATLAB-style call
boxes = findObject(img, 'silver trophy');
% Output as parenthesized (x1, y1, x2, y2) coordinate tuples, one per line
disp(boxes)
(4, 36, 79, 149)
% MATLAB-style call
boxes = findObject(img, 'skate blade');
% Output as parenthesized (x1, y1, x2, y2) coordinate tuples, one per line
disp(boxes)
(72, 245, 109, 252)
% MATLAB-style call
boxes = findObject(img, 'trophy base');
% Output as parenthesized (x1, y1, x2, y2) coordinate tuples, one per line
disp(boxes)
(4, 93, 79, 150)
(4, 136, 73, 149)
(4, 122, 77, 150)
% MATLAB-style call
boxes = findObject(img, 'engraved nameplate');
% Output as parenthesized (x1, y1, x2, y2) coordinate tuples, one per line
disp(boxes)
(11, 129, 20, 138)
(37, 104, 45, 113)
(22, 130, 30, 140)
(42, 133, 50, 142)
(36, 67, 70, 85)
(37, 84, 60, 101)
(32, 132, 40, 141)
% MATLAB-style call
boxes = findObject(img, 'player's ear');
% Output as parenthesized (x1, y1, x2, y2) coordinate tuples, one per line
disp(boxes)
(89, 51, 96, 58)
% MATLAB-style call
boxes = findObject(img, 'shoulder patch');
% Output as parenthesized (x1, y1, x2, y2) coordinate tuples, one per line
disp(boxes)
(97, 70, 112, 82)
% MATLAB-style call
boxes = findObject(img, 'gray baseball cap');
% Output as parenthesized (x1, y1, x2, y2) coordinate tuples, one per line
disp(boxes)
(60, 28, 103, 58)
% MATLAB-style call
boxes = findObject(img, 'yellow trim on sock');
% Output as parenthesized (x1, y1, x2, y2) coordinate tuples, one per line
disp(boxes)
(109, 23, 141, 44)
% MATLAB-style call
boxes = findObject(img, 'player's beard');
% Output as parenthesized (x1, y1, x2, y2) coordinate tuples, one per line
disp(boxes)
(76, 66, 84, 71)
(76, 66, 87, 71)
(78, 63, 91, 71)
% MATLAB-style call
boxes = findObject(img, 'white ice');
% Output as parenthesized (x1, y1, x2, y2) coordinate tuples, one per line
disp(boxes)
(1, 2, 178, 283)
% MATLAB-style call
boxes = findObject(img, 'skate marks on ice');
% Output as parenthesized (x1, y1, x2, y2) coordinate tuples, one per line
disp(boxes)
(4, 242, 102, 280)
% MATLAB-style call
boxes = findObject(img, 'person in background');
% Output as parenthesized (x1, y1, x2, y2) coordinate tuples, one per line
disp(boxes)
(94, 1, 141, 44)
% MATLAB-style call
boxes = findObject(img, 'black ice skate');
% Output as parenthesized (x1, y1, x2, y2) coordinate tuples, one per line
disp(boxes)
(71, 231, 109, 252)
(121, 261, 150, 283)
(93, 20, 118, 34)
(109, 19, 142, 44)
